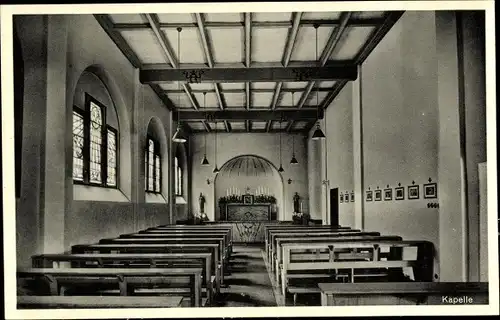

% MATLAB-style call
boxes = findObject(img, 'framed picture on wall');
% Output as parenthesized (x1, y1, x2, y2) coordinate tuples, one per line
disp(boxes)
(339, 194, 344, 203)
(366, 190, 373, 201)
(243, 195, 254, 205)
(374, 190, 382, 201)
(423, 183, 437, 199)
(350, 192, 354, 202)
(344, 193, 350, 202)
(408, 185, 419, 200)
(384, 188, 393, 201)
(395, 187, 405, 200)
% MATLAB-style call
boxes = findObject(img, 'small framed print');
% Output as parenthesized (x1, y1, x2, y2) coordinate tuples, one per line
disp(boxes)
(340, 193, 344, 203)
(350, 192, 355, 202)
(408, 185, 419, 200)
(374, 190, 382, 201)
(424, 183, 437, 199)
(344, 193, 350, 202)
(243, 195, 254, 204)
(366, 190, 373, 202)
(384, 188, 393, 201)
(395, 187, 405, 200)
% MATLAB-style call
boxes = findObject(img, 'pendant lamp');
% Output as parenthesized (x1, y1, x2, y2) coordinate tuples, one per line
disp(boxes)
(201, 92, 210, 165)
(213, 119, 220, 173)
(311, 24, 326, 141)
(278, 117, 284, 172)
(290, 93, 299, 164)
(172, 27, 187, 143)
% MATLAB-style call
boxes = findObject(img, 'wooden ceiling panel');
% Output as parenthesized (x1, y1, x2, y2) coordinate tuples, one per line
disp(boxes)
(252, 92, 274, 107)
(210, 29, 243, 63)
(220, 82, 246, 90)
(186, 122, 206, 131)
(318, 81, 337, 88)
(330, 26, 376, 60)
(251, 82, 277, 90)
(168, 93, 195, 108)
(222, 92, 246, 108)
(293, 121, 309, 129)
(282, 81, 309, 89)
(205, 12, 243, 22)
(163, 28, 206, 64)
(303, 91, 329, 107)
(252, 12, 292, 22)
(188, 83, 214, 91)
(159, 82, 180, 91)
(120, 30, 167, 64)
(109, 14, 146, 24)
(252, 121, 267, 130)
(291, 26, 334, 61)
(230, 121, 246, 130)
(157, 13, 195, 24)
(252, 28, 289, 63)
(272, 121, 287, 130)
(302, 11, 342, 20)
(352, 11, 386, 19)
(193, 92, 219, 109)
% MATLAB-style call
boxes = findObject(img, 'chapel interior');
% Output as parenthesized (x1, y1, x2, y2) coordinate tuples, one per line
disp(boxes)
(9, 8, 491, 309)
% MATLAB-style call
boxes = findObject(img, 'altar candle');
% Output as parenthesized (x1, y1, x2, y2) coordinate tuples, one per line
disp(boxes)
(300, 202, 303, 213)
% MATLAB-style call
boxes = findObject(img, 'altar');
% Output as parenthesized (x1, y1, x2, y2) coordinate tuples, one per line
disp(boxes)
(222, 203, 273, 221)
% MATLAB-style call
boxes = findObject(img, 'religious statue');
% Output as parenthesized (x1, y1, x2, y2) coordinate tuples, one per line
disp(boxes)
(199, 193, 205, 214)
(293, 192, 300, 213)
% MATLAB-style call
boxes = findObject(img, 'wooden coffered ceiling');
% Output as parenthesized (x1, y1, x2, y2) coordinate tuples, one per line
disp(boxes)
(94, 10, 404, 134)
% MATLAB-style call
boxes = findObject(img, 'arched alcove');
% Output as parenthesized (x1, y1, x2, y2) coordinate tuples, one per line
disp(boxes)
(145, 117, 168, 201)
(213, 154, 284, 220)
(71, 65, 131, 201)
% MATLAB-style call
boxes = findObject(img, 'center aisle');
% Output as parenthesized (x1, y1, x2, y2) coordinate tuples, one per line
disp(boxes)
(214, 245, 277, 307)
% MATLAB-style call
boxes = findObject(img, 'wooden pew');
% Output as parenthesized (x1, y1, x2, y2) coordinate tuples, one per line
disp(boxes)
(318, 282, 488, 306)
(266, 228, 360, 260)
(273, 235, 402, 282)
(17, 295, 184, 309)
(71, 243, 224, 289)
(98, 237, 228, 279)
(17, 267, 203, 307)
(280, 240, 434, 299)
(31, 252, 217, 304)
(265, 226, 353, 248)
(131, 232, 232, 259)
(269, 231, 379, 272)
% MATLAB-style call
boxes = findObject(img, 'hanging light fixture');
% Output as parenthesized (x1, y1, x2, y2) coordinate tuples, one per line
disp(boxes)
(172, 27, 187, 143)
(311, 23, 326, 141)
(278, 115, 284, 172)
(290, 92, 299, 164)
(201, 92, 210, 165)
(213, 119, 220, 173)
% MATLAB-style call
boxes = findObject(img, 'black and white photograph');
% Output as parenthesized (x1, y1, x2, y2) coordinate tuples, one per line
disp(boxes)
(1, 1, 497, 319)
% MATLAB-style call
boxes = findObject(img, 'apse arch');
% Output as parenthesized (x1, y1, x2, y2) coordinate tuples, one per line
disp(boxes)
(213, 154, 285, 221)
(71, 65, 132, 201)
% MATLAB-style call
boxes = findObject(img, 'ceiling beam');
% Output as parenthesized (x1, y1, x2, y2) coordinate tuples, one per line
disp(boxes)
(285, 121, 295, 132)
(224, 120, 231, 132)
(142, 60, 354, 69)
(322, 11, 405, 110)
(140, 65, 357, 83)
(202, 121, 211, 132)
(175, 109, 323, 121)
(112, 18, 385, 30)
(164, 87, 335, 94)
(271, 12, 302, 113)
(245, 83, 251, 110)
(265, 120, 273, 132)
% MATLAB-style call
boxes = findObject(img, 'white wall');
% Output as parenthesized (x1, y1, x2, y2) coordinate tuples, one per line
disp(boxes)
(190, 132, 308, 221)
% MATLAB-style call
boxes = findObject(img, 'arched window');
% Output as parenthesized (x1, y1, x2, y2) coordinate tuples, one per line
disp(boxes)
(73, 93, 118, 187)
(174, 156, 183, 196)
(145, 137, 161, 193)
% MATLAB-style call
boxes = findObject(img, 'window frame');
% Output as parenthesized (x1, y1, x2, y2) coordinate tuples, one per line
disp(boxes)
(72, 93, 118, 189)
(175, 155, 183, 197)
(145, 135, 162, 194)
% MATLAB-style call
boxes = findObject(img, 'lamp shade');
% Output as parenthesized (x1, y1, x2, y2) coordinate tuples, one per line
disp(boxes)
(290, 155, 299, 164)
(172, 127, 187, 143)
(201, 154, 210, 166)
(213, 166, 220, 173)
(311, 123, 326, 140)
(278, 165, 284, 173)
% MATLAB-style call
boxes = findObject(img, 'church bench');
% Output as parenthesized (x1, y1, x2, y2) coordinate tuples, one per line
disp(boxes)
(265, 226, 354, 248)
(266, 228, 360, 261)
(17, 267, 203, 307)
(269, 231, 381, 272)
(146, 227, 233, 253)
(280, 240, 434, 297)
(150, 225, 232, 239)
(318, 282, 489, 306)
(274, 235, 402, 283)
(98, 237, 228, 276)
(71, 243, 224, 288)
(31, 252, 217, 303)
(17, 295, 184, 309)
(131, 231, 232, 258)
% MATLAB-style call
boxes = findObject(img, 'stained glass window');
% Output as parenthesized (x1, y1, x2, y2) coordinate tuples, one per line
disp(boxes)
(89, 102, 103, 184)
(72, 110, 85, 181)
(72, 94, 119, 188)
(107, 129, 117, 186)
(145, 137, 161, 193)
